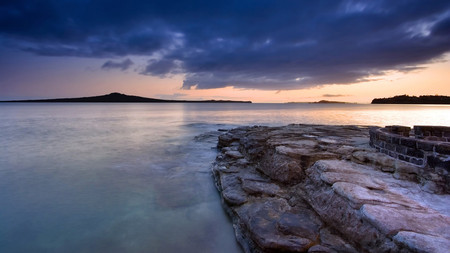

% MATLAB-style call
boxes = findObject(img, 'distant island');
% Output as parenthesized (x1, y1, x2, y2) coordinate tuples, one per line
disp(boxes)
(311, 100, 354, 104)
(371, 95, 450, 104)
(287, 100, 353, 104)
(0, 92, 252, 103)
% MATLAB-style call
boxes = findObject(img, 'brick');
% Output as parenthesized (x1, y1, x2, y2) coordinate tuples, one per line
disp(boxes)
(410, 158, 423, 166)
(414, 126, 450, 136)
(385, 143, 396, 151)
(436, 143, 450, 155)
(395, 145, 407, 154)
(391, 136, 401, 145)
(400, 138, 417, 148)
(374, 131, 380, 139)
(432, 131, 443, 137)
(379, 133, 389, 142)
(388, 151, 398, 158)
(406, 148, 424, 158)
(386, 125, 410, 136)
(376, 140, 385, 148)
(424, 136, 443, 142)
(416, 140, 435, 152)
(398, 155, 410, 162)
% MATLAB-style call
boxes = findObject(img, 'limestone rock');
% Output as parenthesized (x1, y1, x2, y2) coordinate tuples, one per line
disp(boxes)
(225, 150, 244, 159)
(277, 212, 321, 242)
(222, 187, 247, 206)
(393, 231, 450, 253)
(361, 204, 450, 237)
(241, 179, 281, 196)
(318, 228, 358, 253)
(239, 199, 315, 252)
(307, 245, 335, 253)
(212, 124, 450, 253)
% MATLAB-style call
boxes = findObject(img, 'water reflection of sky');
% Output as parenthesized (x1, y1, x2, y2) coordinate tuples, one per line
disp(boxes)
(178, 103, 450, 127)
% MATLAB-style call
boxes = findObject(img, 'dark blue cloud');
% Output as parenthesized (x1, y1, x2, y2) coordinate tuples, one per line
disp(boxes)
(142, 58, 182, 77)
(1, 0, 450, 90)
(101, 58, 134, 71)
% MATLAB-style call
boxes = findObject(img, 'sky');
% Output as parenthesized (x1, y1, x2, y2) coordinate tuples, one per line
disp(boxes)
(0, 0, 449, 103)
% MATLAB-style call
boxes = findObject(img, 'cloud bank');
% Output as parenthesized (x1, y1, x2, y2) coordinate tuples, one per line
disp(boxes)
(101, 59, 134, 71)
(1, 0, 450, 90)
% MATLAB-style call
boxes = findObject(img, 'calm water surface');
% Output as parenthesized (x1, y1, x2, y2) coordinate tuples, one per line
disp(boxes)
(0, 103, 449, 252)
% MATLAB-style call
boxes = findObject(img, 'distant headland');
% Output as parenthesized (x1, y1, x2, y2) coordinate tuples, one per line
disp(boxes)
(0, 92, 252, 103)
(372, 95, 450, 104)
(287, 100, 354, 104)
(311, 100, 354, 104)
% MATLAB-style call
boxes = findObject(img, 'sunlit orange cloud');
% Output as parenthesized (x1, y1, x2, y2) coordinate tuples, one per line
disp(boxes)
(151, 54, 450, 103)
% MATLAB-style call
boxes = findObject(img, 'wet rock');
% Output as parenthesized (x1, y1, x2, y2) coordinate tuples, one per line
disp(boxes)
(213, 165, 239, 173)
(318, 228, 358, 253)
(258, 155, 304, 184)
(307, 245, 334, 253)
(212, 124, 450, 253)
(361, 204, 450, 237)
(225, 150, 244, 159)
(277, 212, 321, 242)
(393, 231, 450, 253)
(352, 150, 396, 169)
(218, 133, 236, 148)
(220, 174, 240, 190)
(236, 158, 250, 165)
(240, 173, 271, 182)
(239, 199, 315, 252)
(222, 187, 247, 206)
(241, 179, 280, 196)
(252, 235, 312, 252)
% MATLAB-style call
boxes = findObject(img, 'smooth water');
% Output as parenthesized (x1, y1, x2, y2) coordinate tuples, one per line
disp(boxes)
(0, 103, 449, 253)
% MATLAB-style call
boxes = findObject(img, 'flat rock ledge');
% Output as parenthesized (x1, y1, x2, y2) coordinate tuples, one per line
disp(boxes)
(212, 124, 450, 253)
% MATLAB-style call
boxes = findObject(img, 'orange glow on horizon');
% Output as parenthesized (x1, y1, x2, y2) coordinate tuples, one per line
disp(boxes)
(163, 55, 450, 103)
(3, 52, 448, 103)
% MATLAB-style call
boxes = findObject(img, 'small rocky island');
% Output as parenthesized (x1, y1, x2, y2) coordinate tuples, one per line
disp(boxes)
(372, 95, 450, 104)
(212, 124, 449, 252)
(0, 92, 252, 103)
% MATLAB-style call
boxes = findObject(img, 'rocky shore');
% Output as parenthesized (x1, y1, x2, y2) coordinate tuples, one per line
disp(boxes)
(212, 124, 450, 253)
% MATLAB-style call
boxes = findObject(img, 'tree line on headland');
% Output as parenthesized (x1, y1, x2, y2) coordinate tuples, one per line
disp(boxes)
(371, 95, 450, 104)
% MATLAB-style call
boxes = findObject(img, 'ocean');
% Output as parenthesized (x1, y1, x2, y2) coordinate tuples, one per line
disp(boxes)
(0, 103, 449, 253)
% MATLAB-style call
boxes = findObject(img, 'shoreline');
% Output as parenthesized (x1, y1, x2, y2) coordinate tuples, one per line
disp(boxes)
(212, 124, 450, 252)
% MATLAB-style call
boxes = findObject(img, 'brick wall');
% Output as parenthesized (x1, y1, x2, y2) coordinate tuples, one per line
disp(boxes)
(370, 126, 450, 167)
(414, 126, 450, 141)
(369, 125, 450, 193)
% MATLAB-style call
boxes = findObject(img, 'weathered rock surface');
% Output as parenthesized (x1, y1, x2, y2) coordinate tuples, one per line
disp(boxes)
(212, 124, 450, 253)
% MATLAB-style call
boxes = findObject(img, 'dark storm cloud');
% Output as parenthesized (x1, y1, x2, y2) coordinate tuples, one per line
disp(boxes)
(101, 58, 134, 71)
(141, 58, 182, 77)
(1, 0, 450, 90)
